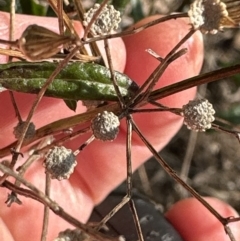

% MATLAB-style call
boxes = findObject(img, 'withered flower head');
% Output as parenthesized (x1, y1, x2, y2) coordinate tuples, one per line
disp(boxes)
(18, 24, 76, 61)
(188, 0, 240, 34)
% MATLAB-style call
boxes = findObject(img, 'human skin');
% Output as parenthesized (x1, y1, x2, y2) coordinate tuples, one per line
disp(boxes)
(0, 12, 239, 241)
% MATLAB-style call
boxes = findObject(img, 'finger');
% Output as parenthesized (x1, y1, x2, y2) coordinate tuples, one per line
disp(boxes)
(0, 218, 14, 241)
(165, 197, 240, 241)
(0, 11, 126, 147)
(0, 12, 126, 241)
(123, 15, 204, 146)
(76, 16, 204, 203)
(0, 13, 204, 241)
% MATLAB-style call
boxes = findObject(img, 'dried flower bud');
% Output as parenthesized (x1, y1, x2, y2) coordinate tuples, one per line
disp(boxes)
(182, 99, 215, 132)
(188, 0, 228, 34)
(18, 24, 75, 61)
(44, 146, 76, 180)
(53, 229, 89, 241)
(13, 121, 36, 140)
(83, 3, 121, 35)
(91, 111, 120, 141)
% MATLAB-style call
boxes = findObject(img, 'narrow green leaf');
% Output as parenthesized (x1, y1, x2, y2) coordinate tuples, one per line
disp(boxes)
(0, 62, 138, 101)
(64, 99, 77, 112)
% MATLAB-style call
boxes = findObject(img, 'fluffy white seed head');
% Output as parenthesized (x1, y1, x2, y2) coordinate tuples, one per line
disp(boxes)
(83, 3, 121, 35)
(182, 99, 215, 132)
(53, 229, 88, 241)
(44, 146, 77, 180)
(91, 111, 120, 141)
(13, 121, 36, 140)
(188, 0, 228, 34)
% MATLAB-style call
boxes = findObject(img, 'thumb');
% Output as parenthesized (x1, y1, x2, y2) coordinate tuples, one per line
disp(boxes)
(166, 197, 240, 241)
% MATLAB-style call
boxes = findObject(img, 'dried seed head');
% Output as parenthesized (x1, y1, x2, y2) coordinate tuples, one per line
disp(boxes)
(188, 0, 228, 34)
(44, 146, 77, 180)
(83, 3, 121, 35)
(182, 99, 215, 132)
(53, 229, 89, 241)
(13, 121, 36, 140)
(18, 24, 75, 61)
(91, 111, 120, 141)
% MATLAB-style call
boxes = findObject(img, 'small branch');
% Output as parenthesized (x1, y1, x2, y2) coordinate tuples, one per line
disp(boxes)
(41, 173, 51, 241)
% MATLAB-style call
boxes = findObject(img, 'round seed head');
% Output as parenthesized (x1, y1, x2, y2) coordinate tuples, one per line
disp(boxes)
(13, 121, 36, 140)
(83, 3, 121, 35)
(53, 229, 88, 241)
(182, 99, 215, 132)
(91, 111, 120, 141)
(44, 146, 77, 180)
(188, 0, 228, 34)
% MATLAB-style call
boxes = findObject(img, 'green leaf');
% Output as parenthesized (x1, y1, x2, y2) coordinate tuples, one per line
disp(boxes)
(20, 0, 48, 16)
(0, 62, 138, 101)
(64, 99, 77, 112)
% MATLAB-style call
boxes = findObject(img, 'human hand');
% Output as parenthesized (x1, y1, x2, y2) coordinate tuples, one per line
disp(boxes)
(0, 12, 239, 241)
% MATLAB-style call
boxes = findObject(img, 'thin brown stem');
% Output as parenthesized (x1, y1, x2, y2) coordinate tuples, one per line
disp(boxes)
(0, 46, 79, 185)
(15, 154, 41, 186)
(73, 0, 85, 21)
(104, 39, 125, 107)
(57, 0, 64, 36)
(126, 116, 144, 241)
(0, 47, 25, 58)
(0, 165, 120, 241)
(15, 46, 78, 149)
(129, 48, 188, 107)
(212, 124, 240, 144)
(128, 199, 144, 241)
(9, 0, 15, 42)
(95, 195, 130, 231)
(149, 64, 240, 101)
(225, 226, 237, 241)
(0, 39, 17, 46)
(74, 135, 95, 156)
(48, 0, 80, 38)
(83, 13, 188, 44)
(126, 116, 132, 198)
(83, 0, 109, 39)
(139, 29, 195, 102)
(130, 107, 181, 114)
(131, 118, 232, 226)
(37, 127, 91, 155)
(0, 103, 121, 158)
(73, 0, 102, 59)
(9, 92, 22, 122)
(41, 173, 51, 241)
